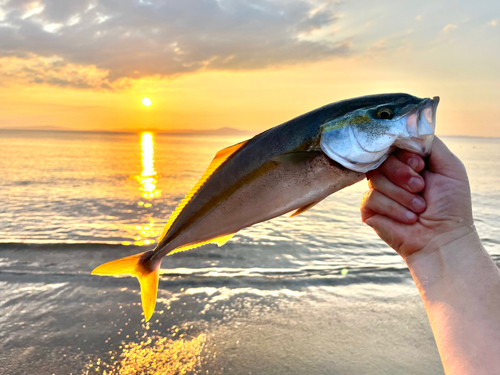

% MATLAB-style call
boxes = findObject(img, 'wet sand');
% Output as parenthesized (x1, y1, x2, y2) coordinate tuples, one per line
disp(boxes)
(0, 243, 446, 374)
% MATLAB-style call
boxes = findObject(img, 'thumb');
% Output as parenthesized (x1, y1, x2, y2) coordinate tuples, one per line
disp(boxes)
(427, 137, 467, 181)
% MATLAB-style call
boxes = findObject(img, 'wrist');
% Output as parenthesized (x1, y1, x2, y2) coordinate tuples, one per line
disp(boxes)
(404, 227, 500, 375)
(415, 225, 477, 258)
(404, 227, 483, 293)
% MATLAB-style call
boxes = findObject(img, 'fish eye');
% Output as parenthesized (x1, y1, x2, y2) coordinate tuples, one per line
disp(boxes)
(377, 108, 394, 120)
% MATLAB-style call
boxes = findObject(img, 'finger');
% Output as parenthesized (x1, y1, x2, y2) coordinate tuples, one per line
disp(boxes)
(361, 189, 418, 224)
(394, 150, 425, 173)
(368, 170, 426, 213)
(363, 214, 408, 254)
(379, 155, 425, 193)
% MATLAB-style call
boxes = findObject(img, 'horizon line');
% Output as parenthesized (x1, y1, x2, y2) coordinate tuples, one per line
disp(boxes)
(0, 127, 498, 139)
(0, 126, 256, 136)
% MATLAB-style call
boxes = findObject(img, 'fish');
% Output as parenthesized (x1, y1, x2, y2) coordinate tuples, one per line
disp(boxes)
(92, 93, 439, 320)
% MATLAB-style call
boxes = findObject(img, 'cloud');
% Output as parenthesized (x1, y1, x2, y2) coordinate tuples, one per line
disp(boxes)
(490, 19, 498, 26)
(442, 24, 458, 32)
(367, 40, 386, 54)
(0, 0, 349, 89)
(0, 54, 128, 89)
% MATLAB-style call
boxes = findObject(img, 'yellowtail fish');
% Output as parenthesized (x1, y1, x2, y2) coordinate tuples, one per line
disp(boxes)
(92, 93, 439, 320)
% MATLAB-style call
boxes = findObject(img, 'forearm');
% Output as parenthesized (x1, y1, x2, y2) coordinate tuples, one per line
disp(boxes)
(405, 228, 500, 375)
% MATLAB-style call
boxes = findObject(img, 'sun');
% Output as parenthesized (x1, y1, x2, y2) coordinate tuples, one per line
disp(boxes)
(142, 97, 152, 106)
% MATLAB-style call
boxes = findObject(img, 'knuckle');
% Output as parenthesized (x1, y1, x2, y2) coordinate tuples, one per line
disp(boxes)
(361, 189, 382, 211)
(361, 189, 374, 203)
(360, 190, 375, 214)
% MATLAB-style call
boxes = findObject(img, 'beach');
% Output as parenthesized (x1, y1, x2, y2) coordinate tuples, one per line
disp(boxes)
(1, 131, 499, 374)
(0, 243, 451, 374)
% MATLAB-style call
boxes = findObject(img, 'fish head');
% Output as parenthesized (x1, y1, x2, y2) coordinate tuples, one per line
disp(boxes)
(320, 94, 439, 173)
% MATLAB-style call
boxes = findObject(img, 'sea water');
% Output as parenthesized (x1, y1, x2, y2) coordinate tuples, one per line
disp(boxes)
(0, 130, 499, 374)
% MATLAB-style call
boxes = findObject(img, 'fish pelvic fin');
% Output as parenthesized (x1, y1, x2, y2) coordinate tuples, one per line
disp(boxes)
(169, 232, 237, 256)
(91, 250, 160, 322)
(290, 200, 321, 217)
(157, 139, 249, 244)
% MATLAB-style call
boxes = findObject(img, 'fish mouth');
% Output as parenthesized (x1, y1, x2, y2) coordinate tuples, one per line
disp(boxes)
(394, 96, 439, 157)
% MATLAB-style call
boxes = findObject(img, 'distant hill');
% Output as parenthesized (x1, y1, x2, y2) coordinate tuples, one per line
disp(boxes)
(0, 125, 67, 131)
(0, 126, 256, 135)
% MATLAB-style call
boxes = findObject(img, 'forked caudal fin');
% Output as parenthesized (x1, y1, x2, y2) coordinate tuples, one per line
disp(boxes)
(92, 251, 160, 321)
(92, 233, 237, 321)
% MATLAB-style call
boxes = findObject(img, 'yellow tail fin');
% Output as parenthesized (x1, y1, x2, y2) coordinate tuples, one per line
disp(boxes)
(92, 251, 160, 321)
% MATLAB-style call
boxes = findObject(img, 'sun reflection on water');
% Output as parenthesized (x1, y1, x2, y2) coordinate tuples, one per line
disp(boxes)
(137, 132, 161, 200)
(125, 132, 162, 246)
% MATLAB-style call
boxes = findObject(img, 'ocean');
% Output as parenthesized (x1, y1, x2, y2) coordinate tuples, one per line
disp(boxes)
(1, 130, 499, 374)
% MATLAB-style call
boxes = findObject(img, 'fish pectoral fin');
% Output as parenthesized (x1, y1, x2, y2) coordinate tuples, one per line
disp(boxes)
(92, 250, 160, 322)
(290, 201, 321, 217)
(170, 232, 237, 255)
(271, 151, 321, 165)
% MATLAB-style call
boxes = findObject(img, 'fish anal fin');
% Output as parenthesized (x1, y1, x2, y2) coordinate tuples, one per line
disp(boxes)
(91, 250, 160, 321)
(290, 201, 320, 217)
(214, 233, 236, 247)
(169, 232, 237, 255)
(157, 140, 249, 244)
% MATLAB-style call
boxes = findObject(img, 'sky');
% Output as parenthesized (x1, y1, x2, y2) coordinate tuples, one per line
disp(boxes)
(0, 0, 499, 136)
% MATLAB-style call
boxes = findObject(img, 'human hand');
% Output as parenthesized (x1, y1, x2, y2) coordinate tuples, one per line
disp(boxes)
(360, 137, 474, 259)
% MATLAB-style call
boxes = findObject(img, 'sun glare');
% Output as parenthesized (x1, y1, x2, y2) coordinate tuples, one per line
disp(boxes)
(126, 132, 162, 246)
(142, 97, 152, 106)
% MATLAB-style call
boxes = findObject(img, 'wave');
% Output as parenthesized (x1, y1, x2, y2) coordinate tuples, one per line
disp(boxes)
(2, 242, 498, 291)
(0, 268, 412, 290)
(0, 241, 138, 250)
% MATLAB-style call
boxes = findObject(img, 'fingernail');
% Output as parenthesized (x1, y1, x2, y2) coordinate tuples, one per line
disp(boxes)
(408, 177, 422, 191)
(407, 158, 419, 170)
(412, 197, 425, 211)
(405, 211, 416, 220)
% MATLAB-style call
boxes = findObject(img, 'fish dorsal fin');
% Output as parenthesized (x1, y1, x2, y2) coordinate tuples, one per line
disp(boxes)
(169, 232, 237, 255)
(157, 140, 249, 243)
(290, 200, 320, 217)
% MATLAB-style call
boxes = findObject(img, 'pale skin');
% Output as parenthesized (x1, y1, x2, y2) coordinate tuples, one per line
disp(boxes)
(361, 137, 500, 374)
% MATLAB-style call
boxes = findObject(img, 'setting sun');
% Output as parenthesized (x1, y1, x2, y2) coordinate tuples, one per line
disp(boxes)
(142, 97, 152, 106)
